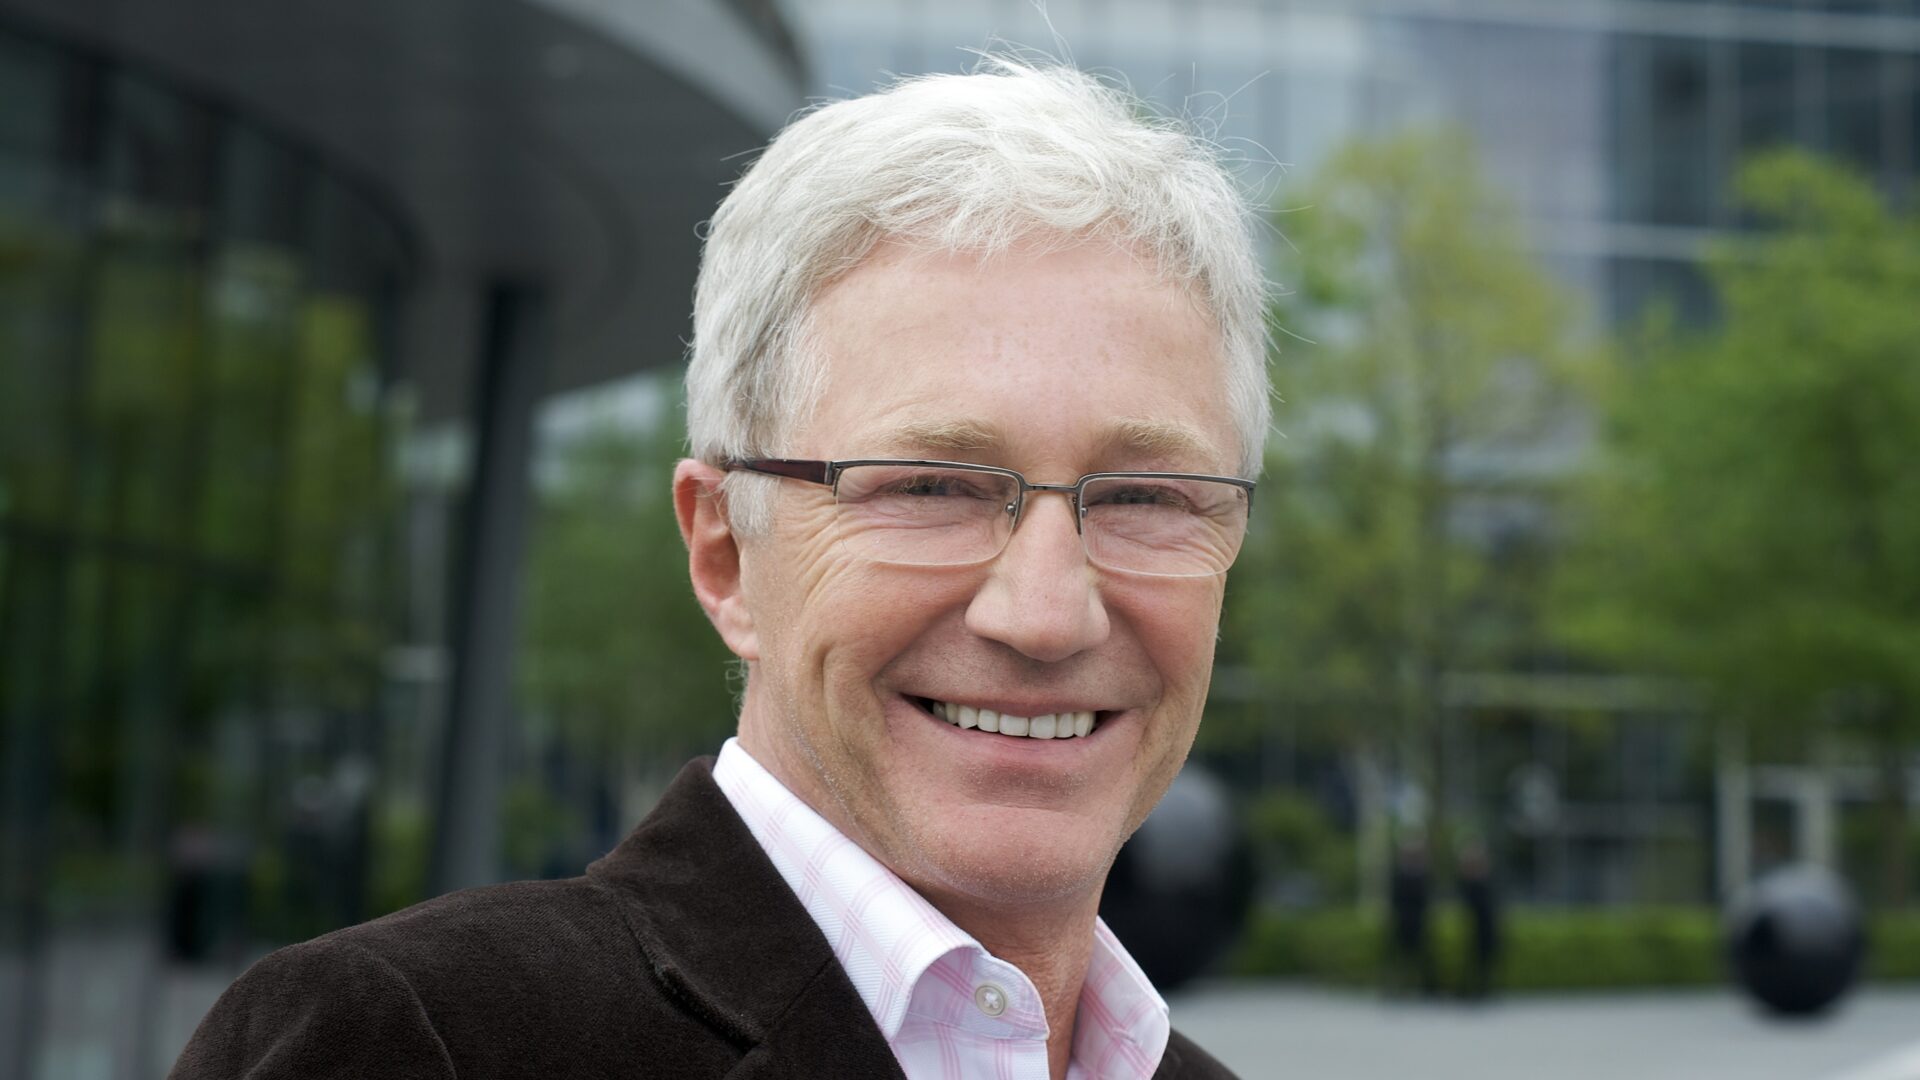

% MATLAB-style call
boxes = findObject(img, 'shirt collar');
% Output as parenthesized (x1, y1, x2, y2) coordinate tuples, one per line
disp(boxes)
(712, 738, 1170, 1068)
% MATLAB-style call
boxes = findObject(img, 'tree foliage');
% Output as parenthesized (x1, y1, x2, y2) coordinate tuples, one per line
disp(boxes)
(1557, 150, 1920, 904)
(1220, 129, 1577, 878)
(517, 394, 738, 785)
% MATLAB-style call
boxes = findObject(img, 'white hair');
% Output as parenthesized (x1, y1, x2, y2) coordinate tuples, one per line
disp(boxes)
(685, 57, 1271, 533)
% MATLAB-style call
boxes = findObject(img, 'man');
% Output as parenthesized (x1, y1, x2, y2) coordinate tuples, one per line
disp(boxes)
(1386, 837, 1435, 998)
(1457, 843, 1502, 1000)
(172, 57, 1268, 1079)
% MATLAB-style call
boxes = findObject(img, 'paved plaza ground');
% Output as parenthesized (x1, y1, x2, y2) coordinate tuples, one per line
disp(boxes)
(1169, 981, 1920, 1080)
(7, 933, 1918, 1078)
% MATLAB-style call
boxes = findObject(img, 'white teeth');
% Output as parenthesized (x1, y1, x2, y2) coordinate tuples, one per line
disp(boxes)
(925, 701, 1098, 741)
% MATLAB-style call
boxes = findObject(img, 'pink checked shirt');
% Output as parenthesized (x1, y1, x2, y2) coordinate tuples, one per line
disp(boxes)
(713, 738, 1172, 1080)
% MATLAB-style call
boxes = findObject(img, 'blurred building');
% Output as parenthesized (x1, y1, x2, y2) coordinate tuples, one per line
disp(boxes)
(798, 0, 1915, 328)
(0, 0, 802, 1075)
(784, 0, 1920, 907)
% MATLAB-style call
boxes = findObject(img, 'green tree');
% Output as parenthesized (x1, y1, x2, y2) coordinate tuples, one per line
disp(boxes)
(1222, 130, 1576, 894)
(516, 389, 738, 834)
(1558, 151, 1920, 907)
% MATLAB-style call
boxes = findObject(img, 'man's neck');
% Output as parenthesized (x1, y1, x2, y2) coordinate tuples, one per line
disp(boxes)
(734, 715, 1105, 1080)
(923, 887, 1102, 1080)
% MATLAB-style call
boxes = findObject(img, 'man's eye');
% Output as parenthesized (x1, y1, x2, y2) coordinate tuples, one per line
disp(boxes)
(896, 478, 952, 496)
(890, 475, 987, 498)
(1095, 485, 1189, 509)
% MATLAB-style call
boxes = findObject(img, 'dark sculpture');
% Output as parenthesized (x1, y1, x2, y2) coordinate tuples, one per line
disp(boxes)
(1726, 863, 1865, 1017)
(1098, 767, 1255, 992)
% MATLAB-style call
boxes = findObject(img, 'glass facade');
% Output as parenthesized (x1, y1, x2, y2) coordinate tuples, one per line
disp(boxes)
(0, 22, 429, 1076)
(795, 0, 1920, 334)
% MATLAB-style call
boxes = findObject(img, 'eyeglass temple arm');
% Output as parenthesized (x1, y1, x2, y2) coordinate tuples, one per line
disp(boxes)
(723, 458, 834, 485)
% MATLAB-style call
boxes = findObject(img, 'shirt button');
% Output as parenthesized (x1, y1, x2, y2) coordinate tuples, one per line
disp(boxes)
(973, 983, 1007, 1017)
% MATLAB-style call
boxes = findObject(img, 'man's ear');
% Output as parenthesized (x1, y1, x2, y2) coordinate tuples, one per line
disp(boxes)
(673, 459, 759, 661)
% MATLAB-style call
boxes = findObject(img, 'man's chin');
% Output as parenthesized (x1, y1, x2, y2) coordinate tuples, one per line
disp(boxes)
(893, 807, 1121, 913)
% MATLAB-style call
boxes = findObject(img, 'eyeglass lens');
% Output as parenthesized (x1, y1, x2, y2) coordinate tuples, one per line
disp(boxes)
(829, 463, 1248, 577)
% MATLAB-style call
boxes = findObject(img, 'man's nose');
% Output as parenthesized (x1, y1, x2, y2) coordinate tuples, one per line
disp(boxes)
(963, 493, 1110, 662)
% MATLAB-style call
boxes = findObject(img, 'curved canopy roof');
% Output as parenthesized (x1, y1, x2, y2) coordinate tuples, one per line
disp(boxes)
(3, 0, 807, 416)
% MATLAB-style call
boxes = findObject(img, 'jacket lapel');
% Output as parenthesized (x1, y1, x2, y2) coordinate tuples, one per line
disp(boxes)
(587, 758, 905, 1079)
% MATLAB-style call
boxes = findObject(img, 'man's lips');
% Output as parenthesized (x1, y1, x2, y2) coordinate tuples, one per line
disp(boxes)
(907, 695, 1108, 740)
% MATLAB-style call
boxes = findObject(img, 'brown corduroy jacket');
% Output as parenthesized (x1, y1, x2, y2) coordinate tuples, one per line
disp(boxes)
(169, 757, 1237, 1079)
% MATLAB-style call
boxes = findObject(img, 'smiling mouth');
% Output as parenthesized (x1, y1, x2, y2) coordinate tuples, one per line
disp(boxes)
(913, 697, 1100, 740)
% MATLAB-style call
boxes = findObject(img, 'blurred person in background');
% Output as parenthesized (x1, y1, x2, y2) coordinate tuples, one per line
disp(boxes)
(1457, 842, 1502, 1001)
(1387, 836, 1436, 998)
(170, 56, 1266, 1080)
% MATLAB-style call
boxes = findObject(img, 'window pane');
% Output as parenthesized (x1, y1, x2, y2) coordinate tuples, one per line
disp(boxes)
(1821, 48, 1884, 174)
(0, 31, 63, 210)
(1612, 36, 1717, 225)
(99, 71, 214, 227)
(1737, 41, 1797, 156)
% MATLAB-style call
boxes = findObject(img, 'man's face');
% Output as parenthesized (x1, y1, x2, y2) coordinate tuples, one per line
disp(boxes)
(734, 240, 1238, 912)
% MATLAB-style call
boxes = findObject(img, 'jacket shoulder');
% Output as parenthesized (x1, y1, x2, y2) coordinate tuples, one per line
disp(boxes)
(173, 877, 744, 1079)
(316, 876, 631, 990)
(169, 931, 455, 1079)
(1159, 1027, 1241, 1079)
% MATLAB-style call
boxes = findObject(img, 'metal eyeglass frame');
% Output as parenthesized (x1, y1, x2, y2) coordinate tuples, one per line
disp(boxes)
(722, 456, 1256, 539)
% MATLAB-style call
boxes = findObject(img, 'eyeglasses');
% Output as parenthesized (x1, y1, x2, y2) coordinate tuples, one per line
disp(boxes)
(723, 458, 1255, 578)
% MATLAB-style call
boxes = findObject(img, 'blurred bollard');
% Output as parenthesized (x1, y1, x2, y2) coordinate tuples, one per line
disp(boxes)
(1726, 863, 1865, 1017)
(1099, 767, 1255, 992)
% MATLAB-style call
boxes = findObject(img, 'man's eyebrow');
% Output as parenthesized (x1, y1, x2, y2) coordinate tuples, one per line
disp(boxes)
(873, 419, 1005, 455)
(1097, 417, 1219, 464)
(868, 416, 1221, 465)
